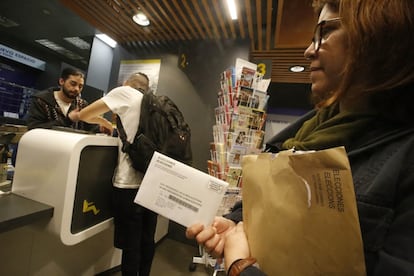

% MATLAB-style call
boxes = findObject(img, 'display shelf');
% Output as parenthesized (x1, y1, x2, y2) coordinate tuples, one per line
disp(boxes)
(208, 58, 270, 190)
(191, 58, 271, 274)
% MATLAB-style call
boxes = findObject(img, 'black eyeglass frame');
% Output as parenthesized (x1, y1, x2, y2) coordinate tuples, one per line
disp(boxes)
(312, 17, 341, 52)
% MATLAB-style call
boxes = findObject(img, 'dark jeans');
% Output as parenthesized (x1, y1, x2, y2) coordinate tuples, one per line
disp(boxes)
(112, 187, 158, 276)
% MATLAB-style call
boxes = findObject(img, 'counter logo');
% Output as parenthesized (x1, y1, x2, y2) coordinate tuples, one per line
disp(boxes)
(83, 199, 100, 215)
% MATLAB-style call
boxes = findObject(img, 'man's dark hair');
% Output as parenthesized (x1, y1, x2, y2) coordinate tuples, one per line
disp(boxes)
(60, 67, 85, 80)
(136, 72, 149, 82)
(125, 72, 150, 92)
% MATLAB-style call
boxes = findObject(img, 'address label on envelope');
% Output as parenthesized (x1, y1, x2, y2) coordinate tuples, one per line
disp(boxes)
(134, 151, 229, 227)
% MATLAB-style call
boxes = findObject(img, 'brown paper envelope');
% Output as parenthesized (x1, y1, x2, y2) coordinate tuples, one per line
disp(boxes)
(242, 147, 366, 276)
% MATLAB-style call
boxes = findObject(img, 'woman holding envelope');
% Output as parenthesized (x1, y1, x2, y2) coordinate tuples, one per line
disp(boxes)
(187, 0, 414, 275)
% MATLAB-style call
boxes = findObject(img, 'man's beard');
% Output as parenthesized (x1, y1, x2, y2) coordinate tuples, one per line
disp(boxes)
(62, 86, 78, 100)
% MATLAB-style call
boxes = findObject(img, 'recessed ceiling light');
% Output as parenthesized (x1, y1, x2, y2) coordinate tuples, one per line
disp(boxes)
(289, 65, 305, 72)
(132, 12, 150, 26)
(226, 0, 238, 20)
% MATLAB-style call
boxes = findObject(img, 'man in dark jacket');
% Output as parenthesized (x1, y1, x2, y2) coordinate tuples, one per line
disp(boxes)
(26, 67, 99, 132)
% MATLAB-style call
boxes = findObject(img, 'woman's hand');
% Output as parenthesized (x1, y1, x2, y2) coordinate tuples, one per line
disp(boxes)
(224, 222, 251, 271)
(186, 216, 236, 258)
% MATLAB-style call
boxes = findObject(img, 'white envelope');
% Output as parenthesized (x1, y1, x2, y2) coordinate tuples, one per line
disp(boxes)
(134, 151, 229, 227)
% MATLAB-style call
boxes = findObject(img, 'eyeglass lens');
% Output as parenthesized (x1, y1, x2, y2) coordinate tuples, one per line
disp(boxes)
(312, 18, 340, 52)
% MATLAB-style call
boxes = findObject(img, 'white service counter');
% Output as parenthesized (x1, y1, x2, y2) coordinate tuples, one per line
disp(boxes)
(1, 129, 169, 275)
(12, 129, 119, 245)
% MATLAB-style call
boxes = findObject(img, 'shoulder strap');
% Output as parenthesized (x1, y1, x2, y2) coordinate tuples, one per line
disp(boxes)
(138, 92, 152, 133)
(116, 92, 150, 152)
(115, 115, 125, 140)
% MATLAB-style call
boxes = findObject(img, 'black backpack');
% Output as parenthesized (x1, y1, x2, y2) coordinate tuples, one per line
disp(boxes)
(116, 92, 192, 173)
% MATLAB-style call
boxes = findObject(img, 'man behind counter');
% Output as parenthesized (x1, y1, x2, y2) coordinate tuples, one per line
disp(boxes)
(26, 67, 100, 133)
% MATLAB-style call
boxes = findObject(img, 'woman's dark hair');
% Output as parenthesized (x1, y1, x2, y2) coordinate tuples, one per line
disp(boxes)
(314, 0, 414, 123)
(312, 0, 339, 14)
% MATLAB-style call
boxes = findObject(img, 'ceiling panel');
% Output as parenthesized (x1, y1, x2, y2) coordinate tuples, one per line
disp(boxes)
(0, 0, 315, 83)
(60, 0, 315, 84)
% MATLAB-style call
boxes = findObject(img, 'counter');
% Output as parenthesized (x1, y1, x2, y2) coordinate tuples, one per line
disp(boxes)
(0, 129, 167, 275)
(0, 129, 122, 275)
(0, 193, 53, 233)
(12, 129, 119, 245)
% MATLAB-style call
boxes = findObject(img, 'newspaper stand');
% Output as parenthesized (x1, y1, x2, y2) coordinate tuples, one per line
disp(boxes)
(189, 58, 270, 274)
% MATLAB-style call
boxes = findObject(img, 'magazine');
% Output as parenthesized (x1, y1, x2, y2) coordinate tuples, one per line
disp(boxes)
(231, 128, 249, 147)
(247, 130, 265, 150)
(237, 106, 266, 130)
(212, 124, 229, 144)
(207, 159, 224, 179)
(240, 66, 256, 88)
(216, 186, 242, 216)
(251, 89, 269, 110)
(235, 58, 257, 88)
(214, 105, 231, 125)
(226, 167, 243, 187)
(227, 144, 247, 166)
(229, 112, 251, 132)
(237, 86, 254, 107)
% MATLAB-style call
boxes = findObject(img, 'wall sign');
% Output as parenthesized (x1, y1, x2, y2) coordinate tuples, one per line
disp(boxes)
(0, 43, 46, 71)
(118, 59, 161, 94)
(252, 59, 271, 79)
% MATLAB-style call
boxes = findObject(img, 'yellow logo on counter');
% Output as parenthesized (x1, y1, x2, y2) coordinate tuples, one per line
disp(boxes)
(83, 200, 100, 215)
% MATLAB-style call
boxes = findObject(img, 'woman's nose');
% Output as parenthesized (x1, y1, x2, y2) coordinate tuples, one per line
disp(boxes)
(304, 43, 315, 60)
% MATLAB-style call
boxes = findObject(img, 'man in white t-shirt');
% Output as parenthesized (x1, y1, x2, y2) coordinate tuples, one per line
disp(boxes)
(69, 72, 157, 276)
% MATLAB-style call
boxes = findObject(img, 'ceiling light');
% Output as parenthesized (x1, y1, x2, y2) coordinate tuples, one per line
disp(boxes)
(226, 0, 238, 20)
(289, 65, 305, 72)
(35, 39, 84, 60)
(132, 12, 150, 26)
(96, 34, 117, 48)
(64, 37, 91, 50)
(0, 16, 19, 27)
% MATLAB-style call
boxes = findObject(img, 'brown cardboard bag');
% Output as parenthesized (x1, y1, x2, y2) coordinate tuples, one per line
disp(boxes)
(242, 146, 366, 275)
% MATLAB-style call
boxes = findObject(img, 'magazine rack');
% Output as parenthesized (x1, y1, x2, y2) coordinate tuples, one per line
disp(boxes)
(190, 58, 271, 274)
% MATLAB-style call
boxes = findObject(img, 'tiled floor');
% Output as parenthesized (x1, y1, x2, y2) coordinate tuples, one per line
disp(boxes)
(109, 238, 226, 276)
(151, 238, 226, 276)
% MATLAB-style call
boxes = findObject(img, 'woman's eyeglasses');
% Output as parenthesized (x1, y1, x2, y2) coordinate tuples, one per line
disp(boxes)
(312, 17, 341, 52)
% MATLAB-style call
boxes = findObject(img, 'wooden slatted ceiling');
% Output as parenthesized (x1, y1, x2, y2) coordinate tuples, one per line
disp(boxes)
(251, 48, 311, 83)
(60, 0, 315, 84)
